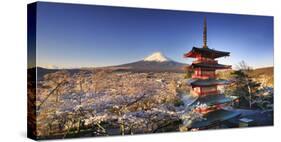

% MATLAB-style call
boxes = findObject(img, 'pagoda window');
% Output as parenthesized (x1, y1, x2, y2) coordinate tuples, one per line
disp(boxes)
(193, 69, 215, 78)
(201, 86, 217, 93)
(194, 57, 217, 64)
(192, 87, 201, 94)
(201, 70, 215, 76)
(195, 68, 201, 76)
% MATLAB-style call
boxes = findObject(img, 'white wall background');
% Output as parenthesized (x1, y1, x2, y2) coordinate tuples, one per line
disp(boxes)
(0, 0, 280, 142)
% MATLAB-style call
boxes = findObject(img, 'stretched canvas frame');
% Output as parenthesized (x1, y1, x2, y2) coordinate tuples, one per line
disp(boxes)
(28, 1, 274, 140)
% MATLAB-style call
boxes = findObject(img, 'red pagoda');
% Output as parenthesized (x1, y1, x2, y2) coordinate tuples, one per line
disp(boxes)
(184, 17, 240, 129)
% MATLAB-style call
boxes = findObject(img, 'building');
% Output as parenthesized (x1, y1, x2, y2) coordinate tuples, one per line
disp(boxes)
(184, 17, 240, 129)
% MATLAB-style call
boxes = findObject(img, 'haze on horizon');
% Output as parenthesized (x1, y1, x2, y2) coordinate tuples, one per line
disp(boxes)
(32, 2, 274, 69)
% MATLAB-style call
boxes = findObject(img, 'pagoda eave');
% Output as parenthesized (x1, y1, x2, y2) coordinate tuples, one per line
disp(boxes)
(187, 78, 230, 87)
(191, 94, 235, 106)
(190, 63, 231, 70)
(184, 47, 230, 59)
(190, 109, 241, 129)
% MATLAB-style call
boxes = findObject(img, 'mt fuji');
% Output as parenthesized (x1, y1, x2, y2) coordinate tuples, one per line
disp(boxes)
(143, 52, 171, 62)
(112, 52, 187, 72)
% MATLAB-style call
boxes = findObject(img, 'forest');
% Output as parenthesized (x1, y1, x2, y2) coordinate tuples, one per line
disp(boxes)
(28, 62, 273, 139)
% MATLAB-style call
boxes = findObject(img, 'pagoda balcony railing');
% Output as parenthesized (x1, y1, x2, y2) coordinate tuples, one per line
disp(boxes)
(192, 74, 216, 79)
(193, 59, 218, 64)
(191, 90, 222, 96)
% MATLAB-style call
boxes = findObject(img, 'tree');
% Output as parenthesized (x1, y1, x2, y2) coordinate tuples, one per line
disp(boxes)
(184, 66, 194, 79)
(60, 71, 108, 137)
(39, 70, 70, 107)
(89, 69, 111, 100)
(230, 61, 261, 109)
(36, 70, 70, 136)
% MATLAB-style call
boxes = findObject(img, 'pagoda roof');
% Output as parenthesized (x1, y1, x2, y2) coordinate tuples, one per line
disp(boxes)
(190, 109, 241, 129)
(190, 62, 231, 69)
(191, 94, 234, 106)
(184, 47, 230, 59)
(187, 78, 230, 86)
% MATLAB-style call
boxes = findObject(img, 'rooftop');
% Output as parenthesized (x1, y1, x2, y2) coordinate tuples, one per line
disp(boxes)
(184, 47, 230, 59)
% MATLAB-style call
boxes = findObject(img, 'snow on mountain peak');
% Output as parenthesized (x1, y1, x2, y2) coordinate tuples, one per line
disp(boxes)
(144, 52, 170, 62)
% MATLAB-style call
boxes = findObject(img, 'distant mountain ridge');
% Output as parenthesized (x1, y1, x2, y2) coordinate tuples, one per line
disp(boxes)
(33, 67, 83, 81)
(32, 52, 188, 80)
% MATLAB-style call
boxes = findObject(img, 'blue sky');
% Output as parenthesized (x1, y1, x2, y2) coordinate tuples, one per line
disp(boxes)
(35, 2, 273, 69)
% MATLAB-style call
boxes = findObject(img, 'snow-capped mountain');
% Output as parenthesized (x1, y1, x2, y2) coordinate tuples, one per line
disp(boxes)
(144, 52, 170, 62)
(114, 52, 187, 72)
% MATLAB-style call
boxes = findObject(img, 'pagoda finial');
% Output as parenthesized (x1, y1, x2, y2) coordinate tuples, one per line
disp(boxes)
(203, 17, 208, 48)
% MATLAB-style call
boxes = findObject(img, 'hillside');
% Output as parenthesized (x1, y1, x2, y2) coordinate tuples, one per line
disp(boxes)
(217, 67, 273, 87)
(249, 67, 274, 87)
